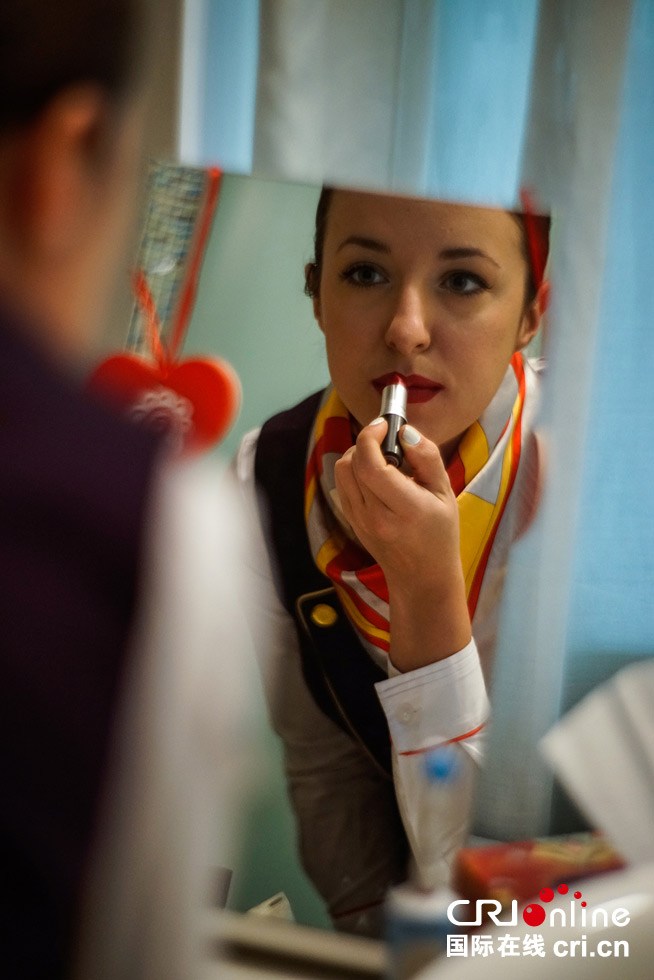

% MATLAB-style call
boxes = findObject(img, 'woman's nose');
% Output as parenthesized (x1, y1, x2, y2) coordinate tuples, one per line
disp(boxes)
(384, 284, 431, 355)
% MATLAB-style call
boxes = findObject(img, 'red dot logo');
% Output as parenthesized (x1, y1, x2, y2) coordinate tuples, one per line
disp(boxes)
(522, 881, 583, 927)
(523, 904, 546, 927)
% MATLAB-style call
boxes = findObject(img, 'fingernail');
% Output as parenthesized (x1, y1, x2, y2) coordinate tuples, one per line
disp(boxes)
(368, 416, 385, 426)
(400, 425, 421, 446)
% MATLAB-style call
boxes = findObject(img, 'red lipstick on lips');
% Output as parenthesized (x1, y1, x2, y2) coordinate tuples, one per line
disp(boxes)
(372, 373, 443, 404)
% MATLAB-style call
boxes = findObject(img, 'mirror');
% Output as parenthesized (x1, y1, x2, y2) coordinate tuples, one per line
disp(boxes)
(125, 167, 551, 935)
(121, 0, 646, 942)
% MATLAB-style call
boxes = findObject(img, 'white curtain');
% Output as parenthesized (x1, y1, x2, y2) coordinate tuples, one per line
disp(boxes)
(477, 0, 636, 840)
(182, 0, 540, 205)
(179, 0, 260, 172)
(189, 0, 540, 205)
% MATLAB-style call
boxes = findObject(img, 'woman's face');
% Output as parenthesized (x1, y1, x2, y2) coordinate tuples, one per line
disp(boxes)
(312, 190, 542, 462)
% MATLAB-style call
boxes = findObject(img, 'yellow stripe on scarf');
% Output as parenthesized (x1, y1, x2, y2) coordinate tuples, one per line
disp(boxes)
(458, 394, 520, 592)
(458, 420, 489, 485)
(315, 537, 342, 572)
(304, 389, 349, 521)
(458, 496, 497, 592)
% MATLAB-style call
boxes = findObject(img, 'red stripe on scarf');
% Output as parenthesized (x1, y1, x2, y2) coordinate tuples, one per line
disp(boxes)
(305, 448, 319, 494)
(326, 547, 391, 635)
(305, 416, 353, 491)
(357, 564, 389, 603)
(319, 416, 353, 459)
(324, 541, 390, 641)
(327, 538, 373, 573)
(447, 451, 467, 497)
(346, 587, 390, 633)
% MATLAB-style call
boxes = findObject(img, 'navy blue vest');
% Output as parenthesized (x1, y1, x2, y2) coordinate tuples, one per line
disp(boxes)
(254, 390, 396, 779)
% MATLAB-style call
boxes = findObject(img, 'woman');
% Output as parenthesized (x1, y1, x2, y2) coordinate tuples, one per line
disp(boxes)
(235, 187, 549, 936)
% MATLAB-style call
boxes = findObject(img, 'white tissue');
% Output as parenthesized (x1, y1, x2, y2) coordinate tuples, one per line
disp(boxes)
(541, 659, 654, 866)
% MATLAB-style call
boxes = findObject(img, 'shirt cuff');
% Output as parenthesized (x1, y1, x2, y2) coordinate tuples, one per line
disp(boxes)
(374, 639, 489, 755)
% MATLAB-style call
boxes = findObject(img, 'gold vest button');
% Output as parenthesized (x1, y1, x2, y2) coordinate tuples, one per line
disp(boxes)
(310, 603, 338, 628)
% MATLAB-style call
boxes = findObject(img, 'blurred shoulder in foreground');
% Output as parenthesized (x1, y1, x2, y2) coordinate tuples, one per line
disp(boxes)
(0, 0, 255, 976)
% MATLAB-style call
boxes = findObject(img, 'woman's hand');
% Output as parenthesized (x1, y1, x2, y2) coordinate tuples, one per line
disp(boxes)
(334, 418, 471, 672)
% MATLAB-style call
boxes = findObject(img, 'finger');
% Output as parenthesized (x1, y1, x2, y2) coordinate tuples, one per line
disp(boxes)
(337, 419, 401, 519)
(355, 416, 387, 455)
(399, 425, 452, 497)
(350, 419, 405, 495)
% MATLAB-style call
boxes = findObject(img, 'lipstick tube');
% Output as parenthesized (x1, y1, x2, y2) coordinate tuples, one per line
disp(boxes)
(380, 381, 408, 467)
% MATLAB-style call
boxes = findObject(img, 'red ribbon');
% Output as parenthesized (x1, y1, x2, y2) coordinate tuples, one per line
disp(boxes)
(133, 166, 223, 370)
(88, 166, 240, 453)
(519, 186, 548, 292)
(169, 166, 222, 363)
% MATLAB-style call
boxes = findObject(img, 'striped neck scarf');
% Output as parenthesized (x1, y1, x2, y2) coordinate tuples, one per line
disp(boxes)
(304, 352, 529, 667)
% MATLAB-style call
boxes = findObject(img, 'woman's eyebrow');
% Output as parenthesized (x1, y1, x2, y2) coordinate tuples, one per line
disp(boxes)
(336, 235, 390, 254)
(440, 246, 500, 267)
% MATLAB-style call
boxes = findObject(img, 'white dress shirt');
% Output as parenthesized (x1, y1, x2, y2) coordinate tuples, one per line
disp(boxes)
(233, 429, 489, 935)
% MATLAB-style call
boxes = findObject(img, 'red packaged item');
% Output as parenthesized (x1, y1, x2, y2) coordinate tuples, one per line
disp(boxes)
(454, 832, 625, 907)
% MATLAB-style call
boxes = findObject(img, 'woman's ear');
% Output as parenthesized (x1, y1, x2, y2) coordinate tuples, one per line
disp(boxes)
(8, 84, 110, 263)
(304, 261, 323, 329)
(313, 294, 323, 330)
(516, 278, 550, 351)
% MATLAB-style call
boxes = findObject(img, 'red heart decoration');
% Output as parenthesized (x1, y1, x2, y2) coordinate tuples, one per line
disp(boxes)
(88, 352, 240, 454)
(90, 170, 237, 453)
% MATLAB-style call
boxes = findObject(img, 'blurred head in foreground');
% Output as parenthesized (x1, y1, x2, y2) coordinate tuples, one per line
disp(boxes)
(0, 2, 169, 979)
(0, 0, 150, 357)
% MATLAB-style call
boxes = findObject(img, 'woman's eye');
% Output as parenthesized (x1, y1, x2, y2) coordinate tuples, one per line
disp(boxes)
(341, 264, 386, 287)
(442, 271, 487, 295)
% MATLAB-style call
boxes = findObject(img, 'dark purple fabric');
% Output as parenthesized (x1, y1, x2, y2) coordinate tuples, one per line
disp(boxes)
(0, 303, 162, 978)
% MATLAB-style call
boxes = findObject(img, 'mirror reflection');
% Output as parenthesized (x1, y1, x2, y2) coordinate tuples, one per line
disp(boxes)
(129, 170, 550, 936)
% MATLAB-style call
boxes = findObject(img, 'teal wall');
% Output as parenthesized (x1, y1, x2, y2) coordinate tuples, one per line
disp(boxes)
(226, 712, 331, 929)
(186, 173, 329, 463)
(185, 173, 331, 928)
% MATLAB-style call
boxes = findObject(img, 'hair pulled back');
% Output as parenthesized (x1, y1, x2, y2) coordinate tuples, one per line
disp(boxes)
(0, 0, 147, 131)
